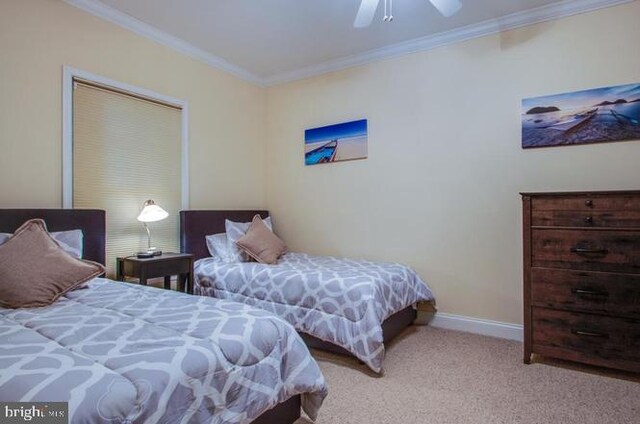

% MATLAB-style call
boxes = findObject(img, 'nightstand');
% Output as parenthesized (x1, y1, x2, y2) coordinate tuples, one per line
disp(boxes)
(116, 253, 194, 294)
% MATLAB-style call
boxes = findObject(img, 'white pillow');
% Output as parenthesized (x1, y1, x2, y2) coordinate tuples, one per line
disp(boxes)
(0, 229, 83, 259)
(205, 233, 233, 262)
(225, 216, 272, 262)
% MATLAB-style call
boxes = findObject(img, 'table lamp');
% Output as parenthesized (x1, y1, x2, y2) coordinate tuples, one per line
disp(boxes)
(136, 199, 168, 258)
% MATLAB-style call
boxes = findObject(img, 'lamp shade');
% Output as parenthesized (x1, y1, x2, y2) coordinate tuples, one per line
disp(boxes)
(136, 200, 169, 223)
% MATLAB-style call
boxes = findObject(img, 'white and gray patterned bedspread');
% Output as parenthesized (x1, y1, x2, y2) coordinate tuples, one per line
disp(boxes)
(0, 278, 327, 423)
(194, 253, 435, 373)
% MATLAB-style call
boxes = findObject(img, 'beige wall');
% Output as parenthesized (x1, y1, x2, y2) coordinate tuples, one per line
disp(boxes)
(0, 0, 266, 210)
(265, 2, 640, 324)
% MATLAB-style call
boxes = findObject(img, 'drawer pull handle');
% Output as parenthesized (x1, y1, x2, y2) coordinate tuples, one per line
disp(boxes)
(585, 199, 593, 207)
(570, 247, 608, 255)
(584, 216, 593, 224)
(571, 288, 609, 297)
(571, 329, 608, 338)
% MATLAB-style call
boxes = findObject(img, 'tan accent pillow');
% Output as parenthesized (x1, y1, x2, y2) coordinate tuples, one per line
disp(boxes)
(0, 219, 105, 308)
(236, 215, 287, 265)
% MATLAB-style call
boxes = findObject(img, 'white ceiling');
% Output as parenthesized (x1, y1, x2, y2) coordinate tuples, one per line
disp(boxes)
(68, 0, 632, 85)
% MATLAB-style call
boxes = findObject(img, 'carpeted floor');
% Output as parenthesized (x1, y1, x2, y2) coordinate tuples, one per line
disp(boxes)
(295, 326, 640, 424)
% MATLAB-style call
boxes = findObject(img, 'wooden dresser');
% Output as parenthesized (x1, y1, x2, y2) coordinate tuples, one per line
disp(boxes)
(522, 190, 640, 372)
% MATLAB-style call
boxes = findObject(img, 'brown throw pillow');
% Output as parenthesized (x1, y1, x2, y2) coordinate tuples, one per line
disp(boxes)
(0, 219, 105, 308)
(236, 215, 287, 265)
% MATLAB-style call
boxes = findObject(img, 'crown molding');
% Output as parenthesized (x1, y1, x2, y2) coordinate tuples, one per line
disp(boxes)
(62, 0, 263, 86)
(262, 0, 634, 86)
(63, 0, 633, 88)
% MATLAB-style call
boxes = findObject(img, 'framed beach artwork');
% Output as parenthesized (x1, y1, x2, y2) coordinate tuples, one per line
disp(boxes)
(305, 119, 368, 165)
(522, 82, 640, 149)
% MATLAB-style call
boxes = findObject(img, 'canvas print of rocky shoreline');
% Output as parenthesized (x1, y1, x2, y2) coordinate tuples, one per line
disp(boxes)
(522, 83, 640, 148)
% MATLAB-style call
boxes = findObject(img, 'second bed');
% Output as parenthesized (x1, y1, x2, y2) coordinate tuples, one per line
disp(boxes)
(180, 210, 435, 373)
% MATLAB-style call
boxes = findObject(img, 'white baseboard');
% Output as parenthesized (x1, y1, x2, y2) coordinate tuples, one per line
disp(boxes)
(425, 312, 523, 342)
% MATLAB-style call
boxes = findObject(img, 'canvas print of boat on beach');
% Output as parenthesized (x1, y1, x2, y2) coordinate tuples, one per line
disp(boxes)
(305, 119, 368, 165)
(522, 83, 640, 148)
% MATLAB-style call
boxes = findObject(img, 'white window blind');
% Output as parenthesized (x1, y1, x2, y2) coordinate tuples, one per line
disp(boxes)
(72, 80, 182, 276)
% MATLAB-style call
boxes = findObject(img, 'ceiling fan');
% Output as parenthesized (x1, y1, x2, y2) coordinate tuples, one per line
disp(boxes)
(354, 0, 462, 28)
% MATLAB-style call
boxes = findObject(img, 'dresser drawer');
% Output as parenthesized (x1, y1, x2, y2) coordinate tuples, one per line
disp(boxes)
(531, 229, 640, 273)
(531, 194, 640, 228)
(531, 194, 640, 212)
(531, 209, 640, 228)
(532, 308, 640, 364)
(531, 268, 640, 318)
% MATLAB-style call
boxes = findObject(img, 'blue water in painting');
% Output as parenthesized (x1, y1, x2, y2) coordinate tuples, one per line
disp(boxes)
(608, 102, 640, 123)
(305, 119, 368, 143)
(305, 144, 336, 165)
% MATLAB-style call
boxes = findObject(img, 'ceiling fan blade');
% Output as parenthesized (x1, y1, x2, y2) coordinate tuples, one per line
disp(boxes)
(354, 0, 381, 28)
(428, 0, 462, 17)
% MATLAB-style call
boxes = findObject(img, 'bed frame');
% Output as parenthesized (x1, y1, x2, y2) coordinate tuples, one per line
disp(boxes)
(180, 209, 418, 357)
(0, 208, 301, 424)
(180, 210, 270, 261)
(0, 209, 106, 264)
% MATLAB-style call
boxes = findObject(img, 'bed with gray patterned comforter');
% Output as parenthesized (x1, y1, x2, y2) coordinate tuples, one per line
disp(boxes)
(0, 278, 327, 423)
(194, 253, 435, 373)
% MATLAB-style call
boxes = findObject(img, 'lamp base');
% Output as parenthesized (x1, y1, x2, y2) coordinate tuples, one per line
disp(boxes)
(136, 250, 162, 258)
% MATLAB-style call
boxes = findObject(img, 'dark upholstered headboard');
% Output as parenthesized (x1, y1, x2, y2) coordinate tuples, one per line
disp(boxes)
(180, 210, 269, 261)
(0, 209, 106, 265)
